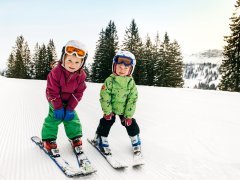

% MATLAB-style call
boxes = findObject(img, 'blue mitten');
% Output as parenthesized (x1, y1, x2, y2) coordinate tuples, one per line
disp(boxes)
(54, 108, 65, 120)
(64, 110, 75, 121)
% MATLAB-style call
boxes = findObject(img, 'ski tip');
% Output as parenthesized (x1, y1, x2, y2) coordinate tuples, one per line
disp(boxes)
(31, 135, 38, 139)
(132, 161, 145, 168)
(114, 165, 128, 169)
(87, 138, 97, 146)
(31, 136, 42, 143)
(87, 138, 93, 143)
(132, 163, 144, 167)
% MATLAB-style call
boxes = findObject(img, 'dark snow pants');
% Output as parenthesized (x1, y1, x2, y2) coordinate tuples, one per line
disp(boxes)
(96, 115, 140, 137)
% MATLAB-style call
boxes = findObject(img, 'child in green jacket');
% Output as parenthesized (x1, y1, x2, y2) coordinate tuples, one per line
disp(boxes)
(93, 50, 142, 157)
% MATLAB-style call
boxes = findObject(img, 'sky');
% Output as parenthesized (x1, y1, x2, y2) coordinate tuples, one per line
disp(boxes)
(1, 76, 240, 179)
(0, 0, 236, 70)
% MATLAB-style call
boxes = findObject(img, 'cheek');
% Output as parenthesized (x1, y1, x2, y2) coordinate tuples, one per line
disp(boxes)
(75, 63, 81, 68)
(116, 66, 122, 72)
(65, 60, 71, 66)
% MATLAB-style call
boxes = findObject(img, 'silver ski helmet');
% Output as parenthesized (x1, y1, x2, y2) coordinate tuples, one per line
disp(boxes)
(112, 50, 136, 75)
(60, 40, 88, 69)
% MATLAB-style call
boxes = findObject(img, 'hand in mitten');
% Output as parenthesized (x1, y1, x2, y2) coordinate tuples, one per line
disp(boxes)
(103, 113, 113, 120)
(54, 108, 65, 120)
(122, 117, 132, 126)
(64, 110, 75, 121)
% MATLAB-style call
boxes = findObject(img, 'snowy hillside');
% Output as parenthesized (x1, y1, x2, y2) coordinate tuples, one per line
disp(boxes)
(183, 49, 223, 64)
(1, 76, 240, 180)
(183, 49, 223, 89)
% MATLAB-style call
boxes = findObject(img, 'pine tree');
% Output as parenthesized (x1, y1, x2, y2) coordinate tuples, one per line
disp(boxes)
(91, 29, 105, 82)
(153, 32, 163, 86)
(35, 44, 48, 80)
(122, 19, 143, 84)
(31, 43, 40, 79)
(160, 33, 171, 87)
(15, 37, 25, 78)
(6, 35, 31, 79)
(91, 20, 118, 83)
(84, 63, 91, 82)
(22, 41, 32, 79)
(33, 40, 57, 80)
(219, 0, 240, 91)
(6, 53, 15, 78)
(153, 33, 183, 87)
(167, 40, 184, 87)
(46, 39, 57, 75)
(141, 35, 155, 85)
(47, 39, 57, 63)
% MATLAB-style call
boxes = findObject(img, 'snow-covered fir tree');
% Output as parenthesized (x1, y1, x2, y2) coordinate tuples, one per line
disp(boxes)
(167, 40, 184, 87)
(31, 43, 40, 79)
(141, 34, 155, 86)
(33, 40, 57, 80)
(219, 0, 240, 92)
(153, 33, 184, 87)
(91, 20, 118, 83)
(122, 19, 143, 84)
(152, 32, 162, 86)
(6, 35, 31, 79)
(90, 29, 105, 82)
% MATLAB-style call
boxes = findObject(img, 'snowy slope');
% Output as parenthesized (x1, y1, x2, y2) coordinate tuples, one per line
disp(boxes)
(1, 76, 240, 180)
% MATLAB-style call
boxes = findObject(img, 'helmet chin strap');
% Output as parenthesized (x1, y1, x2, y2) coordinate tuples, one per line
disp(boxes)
(61, 54, 66, 67)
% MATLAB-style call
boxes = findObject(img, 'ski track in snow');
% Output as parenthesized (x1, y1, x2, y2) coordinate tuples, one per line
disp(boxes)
(1, 76, 240, 179)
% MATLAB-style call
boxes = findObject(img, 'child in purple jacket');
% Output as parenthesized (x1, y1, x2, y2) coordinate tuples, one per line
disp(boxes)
(41, 40, 88, 156)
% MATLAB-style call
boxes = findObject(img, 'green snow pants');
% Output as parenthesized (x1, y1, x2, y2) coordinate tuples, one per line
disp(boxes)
(41, 104, 82, 141)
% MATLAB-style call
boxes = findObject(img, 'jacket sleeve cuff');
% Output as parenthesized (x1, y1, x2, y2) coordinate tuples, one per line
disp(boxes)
(51, 101, 63, 110)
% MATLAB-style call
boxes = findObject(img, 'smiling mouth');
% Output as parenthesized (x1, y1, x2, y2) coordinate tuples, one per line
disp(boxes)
(69, 67, 75, 70)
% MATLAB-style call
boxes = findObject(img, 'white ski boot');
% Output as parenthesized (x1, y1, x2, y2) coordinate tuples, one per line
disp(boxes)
(94, 134, 111, 155)
(130, 134, 144, 166)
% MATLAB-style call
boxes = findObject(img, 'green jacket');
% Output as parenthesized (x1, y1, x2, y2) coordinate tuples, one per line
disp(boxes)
(100, 74, 138, 118)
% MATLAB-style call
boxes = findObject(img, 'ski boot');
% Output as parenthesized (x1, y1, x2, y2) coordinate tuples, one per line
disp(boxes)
(130, 134, 142, 155)
(94, 134, 111, 155)
(43, 140, 60, 157)
(70, 137, 83, 155)
(130, 135, 144, 166)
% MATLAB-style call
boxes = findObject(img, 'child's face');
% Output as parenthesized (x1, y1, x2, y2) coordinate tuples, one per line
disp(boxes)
(64, 54, 83, 72)
(115, 63, 131, 76)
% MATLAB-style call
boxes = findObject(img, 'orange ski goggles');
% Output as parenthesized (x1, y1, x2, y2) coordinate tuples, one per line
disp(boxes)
(65, 46, 86, 58)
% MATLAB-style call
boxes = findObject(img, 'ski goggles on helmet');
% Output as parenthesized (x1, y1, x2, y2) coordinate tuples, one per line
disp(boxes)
(65, 46, 86, 58)
(114, 56, 133, 66)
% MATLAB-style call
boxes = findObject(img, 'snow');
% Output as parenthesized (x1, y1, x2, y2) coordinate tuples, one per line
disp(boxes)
(183, 55, 222, 64)
(183, 63, 220, 89)
(1, 76, 240, 180)
(183, 50, 223, 89)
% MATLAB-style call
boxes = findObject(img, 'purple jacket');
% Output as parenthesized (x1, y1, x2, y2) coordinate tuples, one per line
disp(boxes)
(46, 63, 87, 111)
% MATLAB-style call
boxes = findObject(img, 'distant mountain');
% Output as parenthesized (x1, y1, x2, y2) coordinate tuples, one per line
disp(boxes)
(183, 49, 223, 90)
(183, 49, 223, 64)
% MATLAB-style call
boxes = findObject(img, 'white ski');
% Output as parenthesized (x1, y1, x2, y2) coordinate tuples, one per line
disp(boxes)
(69, 140, 97, 174)
(87, 138, 128, 169)
(31, 136, 87, 177)
(132, 151, 145, 167)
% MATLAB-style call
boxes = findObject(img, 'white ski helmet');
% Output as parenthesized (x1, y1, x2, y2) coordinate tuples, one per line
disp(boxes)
(112, 50, 136, 75)
(61, 40, 88, 68)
